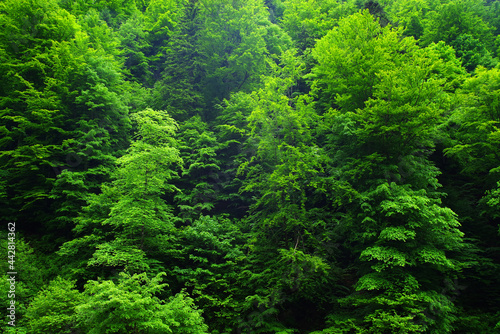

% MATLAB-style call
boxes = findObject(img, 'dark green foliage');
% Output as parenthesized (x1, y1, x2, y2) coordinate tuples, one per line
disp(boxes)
(149, 0, 203, 120)
(169, 215, 246, 333)
(0, 0, 131, 244)
(443, 65, 500, 321)
(0, 0, 79, 230)
(450, 34, 497, 72)
(2, 0, 500, 333)
(174, 116, 222, 223)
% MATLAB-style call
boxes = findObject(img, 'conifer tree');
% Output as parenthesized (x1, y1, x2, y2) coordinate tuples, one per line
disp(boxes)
(174, 116, 222, 223)
(59, 108, 182, 274)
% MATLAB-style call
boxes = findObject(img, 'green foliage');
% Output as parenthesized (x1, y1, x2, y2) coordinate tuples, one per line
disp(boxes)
(380, 0, 437, 39)
(241, 49, 324, 237)
(78, 272, 208, 334)
(450, 33, 497, 72)
(311, 10, 404, 112)
(195, 0, 274, 108)
(174, 116, 221, 222)
(311, 9, 466, 116)
(235, 49, 339, 332)
(420, 0, 494, 48)
(443, 65, 500, 316)
(402, 0, 497, 71)
(0, 0, 132, 245)
(0, 237, 44, 332)
(144, 0, 183, 44)
(117, 12, 152, 84)
(59, 109, 181, 274)
(281, 0, 357, 50)
(445, 66, 500, 178)
(311, 9, 469, 333)
(170, 215, 246, 333)
(2, 0, 500, 332)
(0, 0, 78, 227)
(25, 277, 82, 334)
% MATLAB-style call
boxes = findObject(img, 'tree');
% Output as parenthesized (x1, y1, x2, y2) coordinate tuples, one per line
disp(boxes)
(174, 116, 222, 223)
(310, 10, 400, 112)
(117, 12, 153, 84)
(235, 49, 336, 332)
(150, 0, 205, 121)
(419, 0, 497, 71)
(25, 277, 83, 334)
(0, 0, 79, 232)
(280, 0, 357, 51)
(77, 272, 208, 334)
(169, 215, 246, 333)
(195, 0, 271, 107)
(0, 0, 131, 244)
(443, 66, 500, 322)
(59, 109, 182, 275)
(0, 237, 45, 333)
(311, 11, 468, 332)
(378, 0, 438, 39)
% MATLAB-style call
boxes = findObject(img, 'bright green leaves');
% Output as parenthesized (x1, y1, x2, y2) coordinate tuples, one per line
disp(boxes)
(0, 0, 133, 239)
(0, 0, 78, 56)
(45, 272, 208, 334)
(359, 44, 460, 149)
(383, 0, 497, 71)
(379, 226, 416, 244)
(241, 50, 323, 235)
(314, 11, 465, 168)
(446, 66, 500, 176)
(245, 49, 314, 164)
(78, 273, 207, 334)
(381, 0, 435, 39)
(281, 0, 356, 51)
(0, 237, 45, 333)
(0, 0, 76, 226)
(311, 10, 403, 112)
(145, 0, 182, 40)
(60, 109, 181, 273)
(3, 1, 500, 332)
(117, 109, 180, 192)
(358, 183, 463, 272)
(311, 10, 467, 332)
(337, 181, 465, 332)
(25, 277, 82, 334)
(92, 110, 180, 270)
(78, 9, 121, 56)
(312, 9, 464, 125)
(420, 0, 494, 49)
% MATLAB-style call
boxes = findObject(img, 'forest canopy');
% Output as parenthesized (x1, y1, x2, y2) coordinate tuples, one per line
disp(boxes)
(1, 0, 500, 333)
